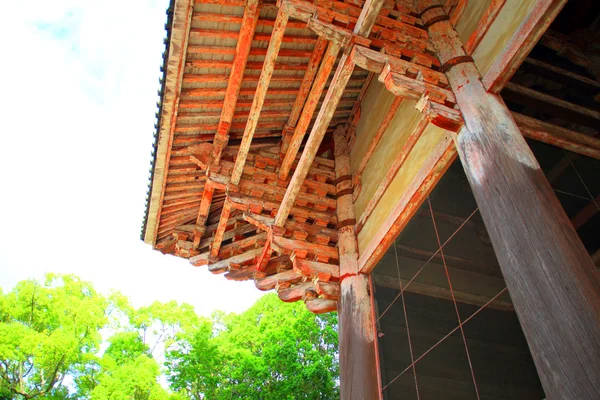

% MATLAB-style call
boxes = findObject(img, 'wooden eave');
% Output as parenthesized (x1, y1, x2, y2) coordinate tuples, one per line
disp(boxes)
(142, 0, 600, 314)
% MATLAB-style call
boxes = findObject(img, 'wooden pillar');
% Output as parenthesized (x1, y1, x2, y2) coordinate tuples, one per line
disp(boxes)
(417, 1, 600, 398)
(334, 126, 379, 400)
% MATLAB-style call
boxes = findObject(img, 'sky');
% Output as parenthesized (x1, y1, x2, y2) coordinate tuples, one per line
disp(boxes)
(0, 0, 263, 316)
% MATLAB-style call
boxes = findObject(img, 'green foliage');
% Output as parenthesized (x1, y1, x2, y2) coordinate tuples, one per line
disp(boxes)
(0, 275, 108, 399)
(166, 294, 339, 400)
(1, 277, 339, 400)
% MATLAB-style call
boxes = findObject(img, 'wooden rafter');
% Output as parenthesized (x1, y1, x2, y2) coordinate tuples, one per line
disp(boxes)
(231, 8, 289, 185)
(280, 36, 329, 156)
(279, 41, 343, 180)
(211, 0, 260, 164)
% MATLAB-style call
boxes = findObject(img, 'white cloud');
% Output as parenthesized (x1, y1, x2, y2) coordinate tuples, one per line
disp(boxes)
(0, 0, 264, 315)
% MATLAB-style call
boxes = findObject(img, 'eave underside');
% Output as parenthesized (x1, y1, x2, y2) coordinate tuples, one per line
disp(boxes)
(142, 0, 600, 314)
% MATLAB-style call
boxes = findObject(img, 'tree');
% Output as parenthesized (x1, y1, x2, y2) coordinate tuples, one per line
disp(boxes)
(0, 274, 108, 399)
(166, 294, 339, 400)
(76, 301, 198, 400)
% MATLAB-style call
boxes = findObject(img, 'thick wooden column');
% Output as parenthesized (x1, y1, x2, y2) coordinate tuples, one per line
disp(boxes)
(334, 126, 379, 400)
(417, 1, 600, 398)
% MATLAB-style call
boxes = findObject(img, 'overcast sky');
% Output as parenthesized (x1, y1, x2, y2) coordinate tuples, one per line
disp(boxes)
(0, 0, 263, 316)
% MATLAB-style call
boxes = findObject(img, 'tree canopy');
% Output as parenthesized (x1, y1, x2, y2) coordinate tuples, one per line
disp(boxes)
(0, 275, 339, 399)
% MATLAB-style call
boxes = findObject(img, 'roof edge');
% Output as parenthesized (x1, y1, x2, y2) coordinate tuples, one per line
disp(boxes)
(141, 0, 195, 246)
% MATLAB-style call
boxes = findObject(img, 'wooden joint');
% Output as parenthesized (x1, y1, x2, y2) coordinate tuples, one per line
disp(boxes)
(307, 18, 352, 47)
(418, 4, 444, 17)
(439, 55, 474, 73)
(336, 188, 354, 199)
(337, 218, 356, 229)
(416, 95, 464, 132)
(334, 174, 353, 185)
(424, 15, 450, 29)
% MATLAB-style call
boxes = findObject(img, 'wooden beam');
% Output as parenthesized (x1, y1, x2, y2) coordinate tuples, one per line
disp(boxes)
(230, 9, 289, 185)
(278, 282, 314, 302)
(229, 193, 337, 225)
(190, 232, 267, 267)
(419, 2, 600, 397)
(293, 258, 340, 281)
(211, 0, 260, 164)
(255, 269, 303, 291)
(209, 199, 233, 257)
(208, 248, 263, 274)
(271, 234, 339, 261)
(274, 0, 386, 227)
(189, 29, 315, 43)
(571, 195, 600, 231)
(463, 0, 506, 55)
(279, 41, 342, 180)
(373, 273, 512, 311)
(503, 82, 600, 130)
(144, 0, 194, 246)
(305, 298, 338, 313)
(522, 57, 600, 91)
(281, 37, 329, 155)
(512, 113, 600, 160)
(275, 52, 356, 226)
(192, 12, 305, 29)
(192, 184, 215, 247)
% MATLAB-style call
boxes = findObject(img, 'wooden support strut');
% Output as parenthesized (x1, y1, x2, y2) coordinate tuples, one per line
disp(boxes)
(274, 51, 356, 227)
(418, 1, 600, 398)
(212, 0, 260, 164)
(279, 41, 343, 180)
(280, 36, 329, 155)
(333, 126, 379, 400)
(231, 8, 289, 185)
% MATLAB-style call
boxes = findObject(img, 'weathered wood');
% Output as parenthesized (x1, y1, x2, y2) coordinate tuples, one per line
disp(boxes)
(208, 248, 263, 274)
(305, 298, 338, 314)
(193, 184, 215, 247)
(333, 126, 379, 399)
(293, 258, 340, 281)
(230, 8, 288, 185)
(503, 82, 600, 130)
(373, 273, 512, 311)
(571, 195, 600, 231)
(482, 0, 568, 93)
(145, 0, 194, 246)
(279, 41, 342, 180)
(281, 36, 329, 154)
(190, 232, 267, 266)
(463, 0, 506, 54)
(212, 0, 260, 164)
(275, 53, 356, 227)
(354, 0, 385, 36)
(228, 193, 337, 225)
(189, 29, 314, 43)
(512, 113, 600, 160)
(255, 269, 303, 291)
(209, 199, 233, 257)
(419, 2, 600, 397)
(314, 280, 341, 300)
(271, 235, 339, 261)
(278, 282, 314, 302)
(522, 57, 600, 91)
